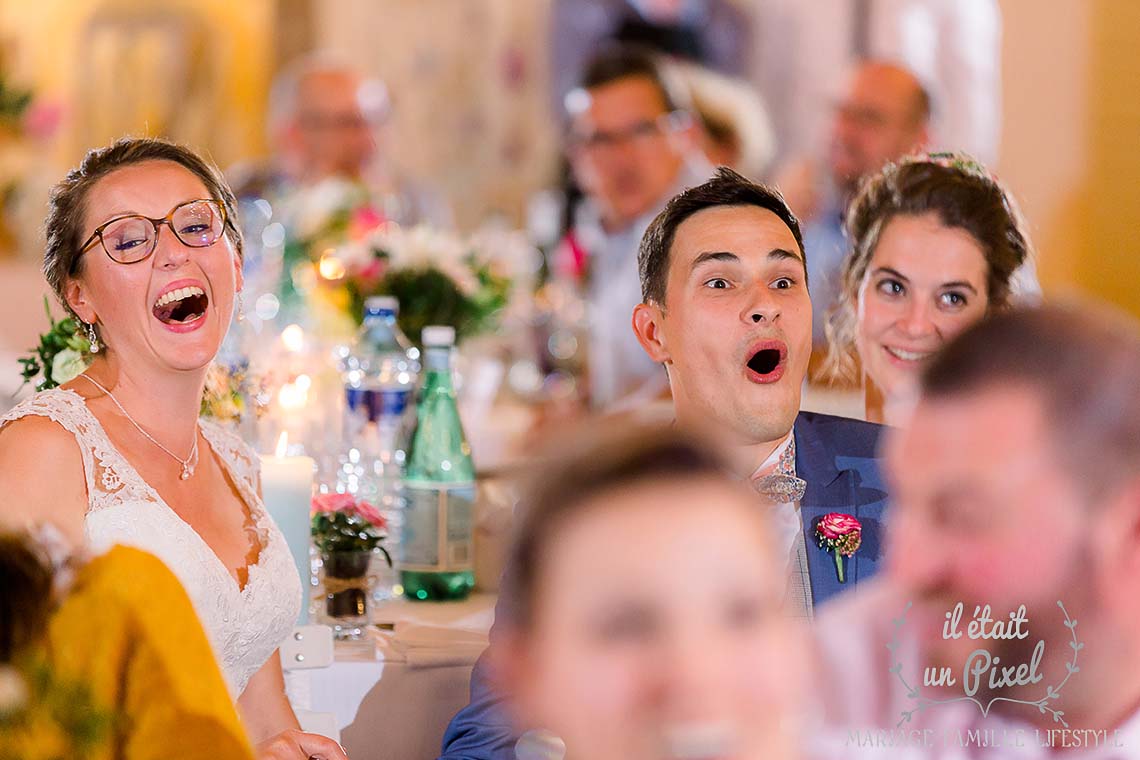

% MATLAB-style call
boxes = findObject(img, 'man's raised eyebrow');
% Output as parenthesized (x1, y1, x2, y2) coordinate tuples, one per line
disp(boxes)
(690, 251, 740, 270)
(769, 247, 803, 263)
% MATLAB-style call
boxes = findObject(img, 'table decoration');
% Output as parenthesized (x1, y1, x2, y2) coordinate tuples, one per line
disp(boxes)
(311, 492, 392, 639)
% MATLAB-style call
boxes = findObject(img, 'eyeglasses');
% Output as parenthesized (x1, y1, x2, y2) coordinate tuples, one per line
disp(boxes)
(570, 111, 691, 153)
(79, 198, 228, 264)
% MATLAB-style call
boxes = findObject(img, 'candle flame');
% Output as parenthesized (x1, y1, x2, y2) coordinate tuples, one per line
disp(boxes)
(278, 379, 309, 410)
(318, 253, 347, 281)
(275, 431, 289, 458)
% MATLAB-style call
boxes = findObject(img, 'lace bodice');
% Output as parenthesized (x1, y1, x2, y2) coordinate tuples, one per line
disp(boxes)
(1, 388, 301, 698)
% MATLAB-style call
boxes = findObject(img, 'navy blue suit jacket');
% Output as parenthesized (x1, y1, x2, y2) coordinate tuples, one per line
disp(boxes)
(438, 412, 888, 759)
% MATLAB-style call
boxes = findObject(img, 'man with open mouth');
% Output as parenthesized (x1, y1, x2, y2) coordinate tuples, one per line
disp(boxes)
(629, 166, 888, 615)
(439, 168, 889, 760)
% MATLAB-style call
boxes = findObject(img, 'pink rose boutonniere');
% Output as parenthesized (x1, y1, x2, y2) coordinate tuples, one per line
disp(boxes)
(815, 512, 862, 584)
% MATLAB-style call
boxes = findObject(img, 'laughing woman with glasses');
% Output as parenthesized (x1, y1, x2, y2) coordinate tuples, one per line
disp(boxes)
(0, 138, 348, 760)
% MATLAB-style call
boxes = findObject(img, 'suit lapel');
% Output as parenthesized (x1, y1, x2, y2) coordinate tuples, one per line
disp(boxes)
(794, 416, 860, 606)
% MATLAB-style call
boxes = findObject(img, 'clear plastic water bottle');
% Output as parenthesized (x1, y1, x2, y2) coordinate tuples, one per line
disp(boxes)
(400, 325, 477, 601)
(340, 296, 420, 587)
(342, 296, 419, 464)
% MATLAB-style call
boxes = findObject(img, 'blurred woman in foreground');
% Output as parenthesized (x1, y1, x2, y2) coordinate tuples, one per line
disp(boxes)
(0, 529, 254, 759)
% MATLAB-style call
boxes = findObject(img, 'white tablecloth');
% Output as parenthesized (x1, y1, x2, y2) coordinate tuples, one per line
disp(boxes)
(304, 594, 497, 760)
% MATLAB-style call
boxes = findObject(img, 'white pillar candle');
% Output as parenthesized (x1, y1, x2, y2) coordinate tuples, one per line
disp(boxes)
(260, 433, 315, 624)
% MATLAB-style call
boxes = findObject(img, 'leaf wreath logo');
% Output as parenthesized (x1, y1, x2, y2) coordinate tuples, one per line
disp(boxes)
(887, 600, 1082, 729)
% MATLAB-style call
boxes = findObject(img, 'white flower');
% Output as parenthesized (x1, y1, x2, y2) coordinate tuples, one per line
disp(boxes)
(51, 348, 90, 385)
(335, 240, 374, 270)
(468, 225, 540, 281)
(284, 178, 367, 239)
(0, 666, 28, 715)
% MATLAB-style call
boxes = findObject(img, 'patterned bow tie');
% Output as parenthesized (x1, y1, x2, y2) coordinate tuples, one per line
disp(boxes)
(751, 437, 807, 504)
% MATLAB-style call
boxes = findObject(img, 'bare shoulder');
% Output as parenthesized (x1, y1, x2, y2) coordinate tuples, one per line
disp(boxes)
(0, 413, 86, 466)
(0, 414, 88, 542)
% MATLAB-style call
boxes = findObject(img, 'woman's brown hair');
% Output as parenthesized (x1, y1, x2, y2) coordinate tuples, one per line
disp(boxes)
(0, 533, 56, 663)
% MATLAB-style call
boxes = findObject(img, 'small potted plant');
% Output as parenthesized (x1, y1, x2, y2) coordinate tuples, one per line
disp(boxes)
(311, 494, 392, 627)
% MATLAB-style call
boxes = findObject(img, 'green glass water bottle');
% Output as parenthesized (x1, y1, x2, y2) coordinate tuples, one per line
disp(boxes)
(400, 325, 476, 601)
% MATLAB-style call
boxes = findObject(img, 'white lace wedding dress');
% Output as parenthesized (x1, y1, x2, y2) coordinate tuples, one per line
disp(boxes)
(1, 388, 301, 698)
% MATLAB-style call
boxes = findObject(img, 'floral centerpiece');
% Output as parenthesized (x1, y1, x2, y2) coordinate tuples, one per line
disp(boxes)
(273, 179, 530, 344)
(325, 223, 513, 344)
(274, 178, 379, 308)
(200, 360, 273, 426)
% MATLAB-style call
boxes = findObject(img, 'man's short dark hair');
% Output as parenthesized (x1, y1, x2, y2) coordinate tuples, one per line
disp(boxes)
(569, 44, 690, 116)
(638, 167, 805, 305)
(922, 303, 1140, 499)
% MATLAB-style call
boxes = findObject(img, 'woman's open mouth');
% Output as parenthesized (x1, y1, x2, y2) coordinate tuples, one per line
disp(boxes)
(153, 285, 209, 326)
(744, 340, 787, 384)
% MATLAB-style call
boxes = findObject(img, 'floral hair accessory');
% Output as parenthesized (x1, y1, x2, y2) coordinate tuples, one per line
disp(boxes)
(17, 298, 93, 391)
(815, 512, 862, 584)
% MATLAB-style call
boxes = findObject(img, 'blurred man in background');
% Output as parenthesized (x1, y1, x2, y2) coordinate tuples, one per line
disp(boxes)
(233, 54, 449, 226)
(780, 60, 932, 351)
(559, 44, 710, 409)
(549, 0, 751, 120)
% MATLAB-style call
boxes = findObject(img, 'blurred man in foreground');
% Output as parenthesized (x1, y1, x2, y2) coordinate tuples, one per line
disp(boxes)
(812, 303, 1140, 757)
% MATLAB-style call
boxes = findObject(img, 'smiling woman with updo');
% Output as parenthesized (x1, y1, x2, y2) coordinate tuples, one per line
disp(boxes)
(0, 138, 347, 760)
(822, 152, 1032, 426)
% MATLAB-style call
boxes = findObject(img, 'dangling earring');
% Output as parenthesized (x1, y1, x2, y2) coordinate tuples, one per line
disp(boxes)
(236, 291, 246, 323)
(85, 321, 101, 353)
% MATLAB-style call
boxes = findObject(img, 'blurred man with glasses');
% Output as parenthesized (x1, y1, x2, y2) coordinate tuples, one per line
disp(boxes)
(561, 45, 711, 409)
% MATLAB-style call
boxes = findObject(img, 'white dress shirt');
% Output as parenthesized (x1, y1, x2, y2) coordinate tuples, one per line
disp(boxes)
(750, 433, 813, 619)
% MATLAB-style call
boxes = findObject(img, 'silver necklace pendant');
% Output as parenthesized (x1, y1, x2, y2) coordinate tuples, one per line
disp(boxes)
(78, 374, 199, 482)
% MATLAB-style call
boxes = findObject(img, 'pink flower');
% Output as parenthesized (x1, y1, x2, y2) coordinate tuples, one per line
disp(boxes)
(349, 206, 387, 239)
(310, 493, 387, 531)
(816, 513, 862, 548)
(353, 500, 387, 530)
(352, 257, 388, 288)
(815, 512, 863, 584)
(311, 493, 356, 515)
(22, 100, 63, 141)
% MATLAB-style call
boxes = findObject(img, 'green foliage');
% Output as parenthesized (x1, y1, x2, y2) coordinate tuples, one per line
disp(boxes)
(17, 299, 91, 391)
(311, 511, 392, 566)
(0, 76, 32, 125)
(349, 257, 511, 345)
